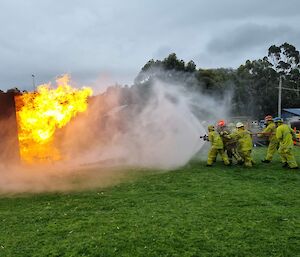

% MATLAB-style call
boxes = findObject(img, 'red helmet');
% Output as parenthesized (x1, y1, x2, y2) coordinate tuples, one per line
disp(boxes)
(264, 115, 273, 121)
(218, 120, 226, 127)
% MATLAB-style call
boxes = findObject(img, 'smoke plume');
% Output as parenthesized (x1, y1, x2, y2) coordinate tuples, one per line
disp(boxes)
(0, 72, 231, 193)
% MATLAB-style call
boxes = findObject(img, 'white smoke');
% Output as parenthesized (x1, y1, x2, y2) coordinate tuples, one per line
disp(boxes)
(71, 78, 231, 169)
(0, 74, 231, 193)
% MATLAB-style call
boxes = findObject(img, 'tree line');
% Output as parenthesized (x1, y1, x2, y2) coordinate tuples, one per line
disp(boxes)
(131, 42, 300, 118)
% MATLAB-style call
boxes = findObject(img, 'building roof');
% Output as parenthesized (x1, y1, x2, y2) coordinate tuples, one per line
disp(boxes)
(283, 108, 300, 116)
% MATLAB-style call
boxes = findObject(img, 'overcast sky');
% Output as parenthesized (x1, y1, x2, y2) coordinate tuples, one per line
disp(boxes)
(0, 0, 300, 91)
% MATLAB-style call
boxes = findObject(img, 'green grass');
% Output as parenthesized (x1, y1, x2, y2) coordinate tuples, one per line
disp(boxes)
(0, 147, 300, 257)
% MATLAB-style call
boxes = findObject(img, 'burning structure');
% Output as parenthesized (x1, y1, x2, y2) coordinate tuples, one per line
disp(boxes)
(1, 75, 93, 165)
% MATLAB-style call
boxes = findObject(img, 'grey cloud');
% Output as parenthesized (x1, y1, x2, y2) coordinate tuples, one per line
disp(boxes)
(207, 24, 299, 55)
(196, 23, 300, 68)
(0, 0, 300, 90)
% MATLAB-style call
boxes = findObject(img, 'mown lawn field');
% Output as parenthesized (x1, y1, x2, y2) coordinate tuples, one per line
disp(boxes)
(0, 147, 300, 257)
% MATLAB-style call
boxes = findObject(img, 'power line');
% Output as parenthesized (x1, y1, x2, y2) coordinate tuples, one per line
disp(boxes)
(277, 75, 300, 118)
(280, 86, 300, 92)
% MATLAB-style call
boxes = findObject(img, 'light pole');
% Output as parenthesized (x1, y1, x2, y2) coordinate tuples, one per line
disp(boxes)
(32, 74, 36, 91)
(278, 75, 282, 118)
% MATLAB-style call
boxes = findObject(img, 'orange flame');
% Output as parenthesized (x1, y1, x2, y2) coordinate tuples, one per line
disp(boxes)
(15, 75, 93, 163)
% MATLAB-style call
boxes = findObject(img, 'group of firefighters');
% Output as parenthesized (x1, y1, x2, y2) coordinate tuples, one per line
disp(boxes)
(205, 115, 299, 169)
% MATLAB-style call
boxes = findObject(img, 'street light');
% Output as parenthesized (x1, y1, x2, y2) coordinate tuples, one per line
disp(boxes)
(32, 74, 36, 91)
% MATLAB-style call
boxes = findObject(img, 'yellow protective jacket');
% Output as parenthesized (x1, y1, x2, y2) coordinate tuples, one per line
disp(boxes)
(276, 124, 295, 149)
(208, 131, 224, 149)
(230, 129, 253, 151)
(261, 122, 278, 142)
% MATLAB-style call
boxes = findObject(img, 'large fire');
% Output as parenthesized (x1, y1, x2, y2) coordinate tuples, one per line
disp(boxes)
(15, 75, 93, 163)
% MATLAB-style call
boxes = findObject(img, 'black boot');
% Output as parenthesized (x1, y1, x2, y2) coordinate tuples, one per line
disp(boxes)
(289, 166, 299, 169)
(237, 160, 244, 165)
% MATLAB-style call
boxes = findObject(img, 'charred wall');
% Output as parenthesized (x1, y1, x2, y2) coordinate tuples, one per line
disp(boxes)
(0, 92, 20, 164)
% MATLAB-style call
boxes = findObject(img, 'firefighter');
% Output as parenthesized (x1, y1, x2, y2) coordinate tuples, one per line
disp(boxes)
(207, 125, 230, 166)
(274, 117, 298, 169)
(230, 122, 254, 167)
(259, 115, 279, 163)
(217, 120, 243, 164)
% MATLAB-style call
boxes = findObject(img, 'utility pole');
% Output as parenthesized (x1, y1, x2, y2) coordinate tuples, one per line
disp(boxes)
(277, 76, 300, 118)
(278, 75, 282, 118)
(32, 74, 36, 91)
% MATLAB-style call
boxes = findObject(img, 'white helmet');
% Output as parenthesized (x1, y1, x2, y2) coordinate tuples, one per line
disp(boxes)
(236, 122, 244, 128)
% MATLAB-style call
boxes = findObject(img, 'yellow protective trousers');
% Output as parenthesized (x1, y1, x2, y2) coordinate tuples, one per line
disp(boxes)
(239, 150, 253, 167)
(265, 140, 279, 161)
(226, 144, 243, 163)
(207, 147, 229, 165)
(278, 147, 298, 168)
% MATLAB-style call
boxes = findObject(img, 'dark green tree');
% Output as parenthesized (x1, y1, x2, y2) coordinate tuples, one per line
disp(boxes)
(268, 42, 300, 74)
(185, 60, 196, 72)
(268, 42, 300, 105)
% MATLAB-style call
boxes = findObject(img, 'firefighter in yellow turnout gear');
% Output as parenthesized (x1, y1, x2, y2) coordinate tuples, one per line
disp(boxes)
(230, 122, 254, 167)
(207, 125, 230, 166)
(274, 117, 298, 169)
(259, 115, 279, 163)
(217, 120, 243, 164)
